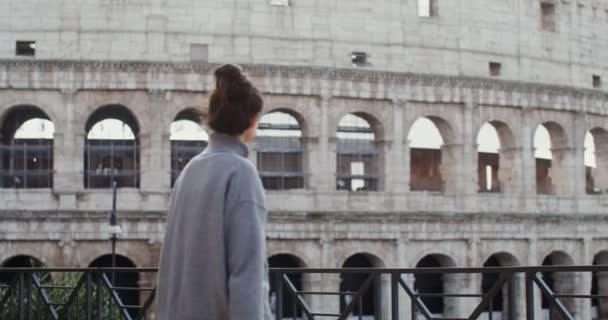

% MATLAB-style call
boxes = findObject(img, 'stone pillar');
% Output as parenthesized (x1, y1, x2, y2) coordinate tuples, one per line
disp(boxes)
(576, 239, 592, 320)
(317, 238, 339, 315)
(302, 136, 320, 190)
(301, 273, 318, 314)
(498, 147, 523, 194)
(444, 273, 465, 318)
(401, 274, 415, 319)
(461, 101, 478, 197)
(520, 112, 536, 196)
(527, 238, 543, 318)
(550, 146, 577, 196)
(552, 272, 577, 319)
(440, 143, 465, 195)
(54, 90, 82, 208)
(388, 100, 408, 192)
(140, 92, 170, 192)
(309, 96, 334, 192)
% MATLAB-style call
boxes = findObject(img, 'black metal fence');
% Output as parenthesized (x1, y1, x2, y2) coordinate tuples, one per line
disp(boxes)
(0, 268, 156, 320)
(0, 266, 606, 320)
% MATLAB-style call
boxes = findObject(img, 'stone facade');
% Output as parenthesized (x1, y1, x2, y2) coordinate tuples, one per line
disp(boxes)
(1, 0, 608, 318)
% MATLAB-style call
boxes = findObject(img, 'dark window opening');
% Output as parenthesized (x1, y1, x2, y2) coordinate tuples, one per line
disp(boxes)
(351, 52, 369, 67)
(16, 41, 36, 57)
(536, 158, 553, 194)
(410, 148, 442, 191)
(268, 255, 303, 318)
(481, 256, 504, 314)
(415, 256, 444, 315)
(340, 255, 377, 318)
(541, 2, 557, 32)
(478, 153, 500, 192)
(89, 255, 139, 319)
(593, 75, 602, 89)
(489, 62, 502, 77)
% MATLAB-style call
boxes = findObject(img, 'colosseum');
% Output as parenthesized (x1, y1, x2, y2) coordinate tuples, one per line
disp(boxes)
(0, 0, 607, 319)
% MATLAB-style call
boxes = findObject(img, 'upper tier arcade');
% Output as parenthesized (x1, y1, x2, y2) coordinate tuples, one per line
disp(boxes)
(0, 0, 607, 89)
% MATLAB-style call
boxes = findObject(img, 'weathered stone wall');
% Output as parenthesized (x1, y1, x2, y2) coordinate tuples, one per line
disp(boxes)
(0, 0, 607, 89)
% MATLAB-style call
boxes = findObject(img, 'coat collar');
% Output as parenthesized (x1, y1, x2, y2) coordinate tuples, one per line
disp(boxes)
(206, 132, 249, 158)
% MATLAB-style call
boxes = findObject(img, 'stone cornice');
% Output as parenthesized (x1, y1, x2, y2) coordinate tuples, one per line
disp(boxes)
(1, 59, 607, 102)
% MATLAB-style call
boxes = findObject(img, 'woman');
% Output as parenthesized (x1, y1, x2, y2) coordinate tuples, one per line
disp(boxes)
(156, 64, 271, 320)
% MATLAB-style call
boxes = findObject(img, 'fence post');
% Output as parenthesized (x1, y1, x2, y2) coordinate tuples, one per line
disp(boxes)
(391, 273, 399, 320)
(274, 271, 283, 320)
(507, 273, 516, 320)
(525, 272, 534, 320)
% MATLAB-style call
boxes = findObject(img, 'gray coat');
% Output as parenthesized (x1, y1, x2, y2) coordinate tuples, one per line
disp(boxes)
(156, 133, 271, 320)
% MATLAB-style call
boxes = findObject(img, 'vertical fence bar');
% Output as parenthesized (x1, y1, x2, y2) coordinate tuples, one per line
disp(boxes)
(26, 272, 32, 320)
(391, 273, 399, 320)
(525, 272, 534, 320)
(274, 272, 283, 320)
(508, 274, 516, 320)
(86, 272, 92, 320)
(18, 272, 24, 320)
(96, 271, 102, 320)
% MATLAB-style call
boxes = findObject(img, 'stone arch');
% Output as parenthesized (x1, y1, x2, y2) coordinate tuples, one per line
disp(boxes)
(330, 108, 388, 142)
(414, 253, 458, 318)
(476, 120, 518, 193)
(534, 121, 571, 195)
(339, 253, 384, 318)
(0, 255, 47, 284)
(0, 104, 55, 188)
(268, 253, 307, 318)
(541, 251, 576, 318)
(89, 254, 140, 318)
(481, 252, 521, 320)
(335, 112, 383, 192)
(84, 104, 140, 188)
(263, 107, 309, 138)
(0, 101, 59, 133)
(408, 115, 459, 193)
(257, 109, 305, 190)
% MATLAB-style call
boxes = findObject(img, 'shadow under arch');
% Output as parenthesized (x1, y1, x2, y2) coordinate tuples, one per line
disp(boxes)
(339, 253, 385, 318)
(0, 255, 47, 284)
(89, 254, 139, 318)
(414, 253, 458, 317)
(268, 253, 307, 318)
(541, 250, 576, 318)
(481, 252, 521, 319)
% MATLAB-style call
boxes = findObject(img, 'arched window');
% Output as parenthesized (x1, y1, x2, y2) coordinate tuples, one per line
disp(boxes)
(339, 254, 380, 317)
(408, 117, 444, 191)
(541, 251, 576, 319)
(256, 111, 304, 190)
(477, 123, 501, 192)
(0, 106, 54, 188)
(268, 254, 304, 318)
(170, 109, 208, 186)
(89, 255, 139, 318)
(336, 114, 380, 191)
(84, 105, 139, 188)
(534, 124, 553, 194)
(480, 253, 519, 320)
(585, 128, 608, 194)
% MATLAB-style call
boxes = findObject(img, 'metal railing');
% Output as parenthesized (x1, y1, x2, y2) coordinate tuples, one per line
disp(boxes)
(0, 268, 156, 320)
(270, 265, 608, 320)
(0, 266, 606, 319)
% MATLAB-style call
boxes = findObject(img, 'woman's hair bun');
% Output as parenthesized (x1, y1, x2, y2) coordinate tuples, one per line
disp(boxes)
(207, 64, 264, 135)
(214, 64, 243, 82)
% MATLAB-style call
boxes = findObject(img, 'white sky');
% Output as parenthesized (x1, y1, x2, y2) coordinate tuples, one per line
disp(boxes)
(170, 120, 209, 141)
(13, 117, 598, 167)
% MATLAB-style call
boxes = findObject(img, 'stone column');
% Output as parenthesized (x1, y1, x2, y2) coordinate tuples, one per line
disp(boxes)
(54, 90, 82, 209)
(527, 238, 543, 318)
(316, 238, 339, 315)
(575, 239, 592, 320)
(140, 92, 170, 193)
(550, 146, 577, 196)
(444, 273, 465, 318)
(498, 147, 523, 194)
(388, 99, 408, 192)
(309, 96, 334, 192)
(440, 143, 465, 195)
(520, 111, 536, 196)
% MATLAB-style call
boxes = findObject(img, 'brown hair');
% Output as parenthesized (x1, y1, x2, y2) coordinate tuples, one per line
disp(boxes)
(207, 64, 263, 135)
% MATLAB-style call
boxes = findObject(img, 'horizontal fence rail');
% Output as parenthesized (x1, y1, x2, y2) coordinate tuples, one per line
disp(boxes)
(0, 266, 606, 319)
